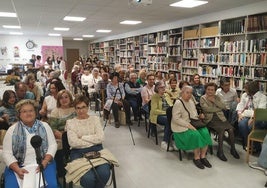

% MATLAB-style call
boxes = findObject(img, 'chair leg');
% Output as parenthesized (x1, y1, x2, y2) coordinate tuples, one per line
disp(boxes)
(246, 139, 251, 163)
(111, 165, 117, 188)
(155, 126, 158, 145)
(178, 149, 183, 161)
(147, 122, 151, 138)
(167, 133, 173, 152)
(209, 145, 213, 155)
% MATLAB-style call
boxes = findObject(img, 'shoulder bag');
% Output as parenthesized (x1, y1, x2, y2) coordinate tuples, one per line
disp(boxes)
(178, 99, 206, 129)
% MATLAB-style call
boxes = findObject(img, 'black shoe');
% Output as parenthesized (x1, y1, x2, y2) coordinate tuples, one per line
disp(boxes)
(200, 158, 212, 168)
(193, 159, 205, 169)
(217, 152, 227, 161)
(230, 149, 240, 159)
(115, 122, 120, 128)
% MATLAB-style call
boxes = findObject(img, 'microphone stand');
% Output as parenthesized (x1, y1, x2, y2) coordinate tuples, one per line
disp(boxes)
(103, 85, 135, 145)
(36, 148, 46, 188)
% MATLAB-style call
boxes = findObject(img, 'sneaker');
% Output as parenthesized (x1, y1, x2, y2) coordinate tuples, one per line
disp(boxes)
(172, 143, 179, 151)
(249, 161, 266, 172)
(193, 159, 205, 169)
(161, 141, 173, 151)
(200, 158, 212, 168)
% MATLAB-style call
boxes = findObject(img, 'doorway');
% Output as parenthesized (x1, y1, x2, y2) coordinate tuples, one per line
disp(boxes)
(66, 49, 79, 72)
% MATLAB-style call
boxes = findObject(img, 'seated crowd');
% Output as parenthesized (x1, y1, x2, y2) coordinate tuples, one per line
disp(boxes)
(0, 56, 266, 188)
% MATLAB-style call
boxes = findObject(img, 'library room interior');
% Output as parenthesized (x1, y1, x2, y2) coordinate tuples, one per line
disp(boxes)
(0, 0, 267, 188)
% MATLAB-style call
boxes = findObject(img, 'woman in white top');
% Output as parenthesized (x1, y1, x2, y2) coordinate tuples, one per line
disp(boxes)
(39, 80, 64, 120)
(3, 99, 57, 188)
(81, 69, 91, 98)
(65, 95, 110, 188)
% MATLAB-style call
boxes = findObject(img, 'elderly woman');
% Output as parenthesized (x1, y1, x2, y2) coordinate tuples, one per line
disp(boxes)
(0, 90, 18, 129)
(104, 72, 132, 128)
(171, 86, 212, 169)
(65, 95, 110, 188)
(24, 73, 42, 107)
(200, 82, 239, 161)
(2, 99, 57, 187)
(150, 81, 173, 150)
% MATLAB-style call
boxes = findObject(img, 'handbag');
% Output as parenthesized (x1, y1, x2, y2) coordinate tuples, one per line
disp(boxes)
(118, 110, 126, 125)
(178, 99, 206, 129)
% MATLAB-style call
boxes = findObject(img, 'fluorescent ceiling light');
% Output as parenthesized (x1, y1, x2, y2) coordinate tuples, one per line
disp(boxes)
(3, 25, 21, 29)
(54, 27, 69, 31)
(63, 16, 86, 22)
(9, 32, 23, 35)
(0, 12, 17, 17)
(48, 33, 61, 36)
(82, 35, 94, 38)
(96, 29, 111, 33)
(73, 38, 83, 41)
(170, 0, 208, 8)
(120, 20, 142, 25)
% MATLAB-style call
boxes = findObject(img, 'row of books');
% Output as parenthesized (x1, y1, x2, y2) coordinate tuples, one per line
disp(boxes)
(221, 19, 245, 35)
(169, 36, 182, 46)
(182, 68, 198, 75)
(182, 60, 198, 67)
(182, 49, 198, 58)
(200, 53, 217, 63)
(169, 47, 181, 56)
(183, 39, 199, 49)
(147, 55, 167, 63)
(169, 62, 182, 71)
(200, 37, 219, 48)
(148, 46, 168, 54)
(247, 14, 267, 32)
(220, 39, 267, 53)
(198, 66, 217, 77)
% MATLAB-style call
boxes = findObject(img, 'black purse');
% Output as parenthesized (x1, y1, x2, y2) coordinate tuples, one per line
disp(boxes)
(178, 99, 206, 129)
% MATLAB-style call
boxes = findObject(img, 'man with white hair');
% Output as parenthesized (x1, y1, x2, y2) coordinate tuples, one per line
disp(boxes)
(88, 68, 102, 110)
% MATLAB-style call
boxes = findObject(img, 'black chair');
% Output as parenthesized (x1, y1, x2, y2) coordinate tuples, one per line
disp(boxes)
(166, 106, 183, 161)
(0, 173, 4, 188)
(62, 132, 117, 188)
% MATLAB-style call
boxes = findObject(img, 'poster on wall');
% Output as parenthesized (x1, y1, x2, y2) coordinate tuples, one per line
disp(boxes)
(41, 45, 63, 63)
(13, 46, 20, 58)
(0, 47, 7, 56)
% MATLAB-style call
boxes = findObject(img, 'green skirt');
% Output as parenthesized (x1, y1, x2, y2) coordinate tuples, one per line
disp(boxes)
(173, 127, 212, 151)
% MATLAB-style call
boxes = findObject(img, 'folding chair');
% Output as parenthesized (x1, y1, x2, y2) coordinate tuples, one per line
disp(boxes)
(246, 108, 267, 163)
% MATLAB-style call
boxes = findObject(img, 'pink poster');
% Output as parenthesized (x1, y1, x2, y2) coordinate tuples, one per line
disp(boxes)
(41, 46, 63, 63)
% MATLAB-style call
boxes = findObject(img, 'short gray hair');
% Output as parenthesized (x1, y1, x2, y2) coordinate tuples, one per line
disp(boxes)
(181, 85, 193, 94)
(15, 99, 35, 113)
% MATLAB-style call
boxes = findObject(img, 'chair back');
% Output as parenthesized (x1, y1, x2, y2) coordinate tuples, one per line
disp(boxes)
(62, 132, 71, 158)
(254, 108, 267, 122)
(166, 106, 173, 125)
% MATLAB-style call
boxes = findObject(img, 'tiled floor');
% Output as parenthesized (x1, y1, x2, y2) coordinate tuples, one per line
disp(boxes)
(96, 112, 266, 188)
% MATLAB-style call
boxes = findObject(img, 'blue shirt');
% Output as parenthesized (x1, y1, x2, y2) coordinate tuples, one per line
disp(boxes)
(0, 105, 17, 125)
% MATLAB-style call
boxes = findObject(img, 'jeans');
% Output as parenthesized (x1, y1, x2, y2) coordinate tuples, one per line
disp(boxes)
(258, 135, 267, 168)
(157, 115, 171, 142)
(4, 160, 57, 188)
(110, 100, 131, 123)
(70, 145, 111, 188)
(127, 98, 139, 119)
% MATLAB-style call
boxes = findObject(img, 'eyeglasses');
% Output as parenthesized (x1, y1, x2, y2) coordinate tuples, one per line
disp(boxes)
(20, 109, 35, 114)
(76, 106, 88, 110)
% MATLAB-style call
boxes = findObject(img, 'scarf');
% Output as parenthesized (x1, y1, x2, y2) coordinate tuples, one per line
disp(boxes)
(12, 120, 48, 166)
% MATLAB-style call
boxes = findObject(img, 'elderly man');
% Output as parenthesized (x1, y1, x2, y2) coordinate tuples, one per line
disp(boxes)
(124, 73, 142, 121)
(14, 82, 35, 101)
(141, 73, 155, 113)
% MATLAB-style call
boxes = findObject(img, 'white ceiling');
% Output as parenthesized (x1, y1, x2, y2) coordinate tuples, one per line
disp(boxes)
(0, 0, 265, 41)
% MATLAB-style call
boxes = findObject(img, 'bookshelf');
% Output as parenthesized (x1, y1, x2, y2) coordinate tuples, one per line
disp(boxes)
(168, 28, 182, 80)
(89, 12, 267, 92)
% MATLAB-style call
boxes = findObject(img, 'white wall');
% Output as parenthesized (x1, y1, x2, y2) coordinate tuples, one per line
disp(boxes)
(63, 40, 90, 60)
(0, 35, 62, 72)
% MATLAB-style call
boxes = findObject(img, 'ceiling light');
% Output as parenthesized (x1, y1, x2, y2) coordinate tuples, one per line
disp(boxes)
(82, 35, 94, 38)
(120, 20, 142, 25)
(170, 0, 208, 8)
(54, 27, 69, 31)
(9, 32, 23, 35)
(73, 38, 83, 41)
(63, 16, 86, 22)
(3, 25, 21, 29)
(48, 33, 61, 36)
(96, 29, 112, 33)
(0, 12, 17, 17)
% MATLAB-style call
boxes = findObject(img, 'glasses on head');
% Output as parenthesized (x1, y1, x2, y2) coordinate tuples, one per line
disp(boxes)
(76, 106, 88, 110)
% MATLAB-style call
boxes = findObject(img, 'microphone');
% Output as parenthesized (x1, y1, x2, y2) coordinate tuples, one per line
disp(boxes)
(30, 135, 43, 169)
